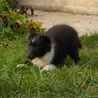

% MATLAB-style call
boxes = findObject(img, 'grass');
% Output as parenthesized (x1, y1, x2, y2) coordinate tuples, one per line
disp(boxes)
(0, 33, 98, 98)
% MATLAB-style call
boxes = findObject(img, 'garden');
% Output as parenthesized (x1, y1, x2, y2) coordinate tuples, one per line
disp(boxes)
(0, 0, 98, 97)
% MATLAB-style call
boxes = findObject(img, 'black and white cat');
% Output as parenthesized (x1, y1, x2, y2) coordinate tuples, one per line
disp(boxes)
(17, 24, 82, 71)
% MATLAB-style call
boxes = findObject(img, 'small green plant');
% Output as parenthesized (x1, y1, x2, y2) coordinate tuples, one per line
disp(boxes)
(0, 0, 45, 39)
(28, 21, 46, 34)
(0, 0, 11, 16)
(0, 11, 27, 39)
(6, 0, 18, 10)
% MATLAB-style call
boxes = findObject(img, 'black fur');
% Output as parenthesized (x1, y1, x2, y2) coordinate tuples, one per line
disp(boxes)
(27, 31, 51, 60)
(27, 24, 82, 67)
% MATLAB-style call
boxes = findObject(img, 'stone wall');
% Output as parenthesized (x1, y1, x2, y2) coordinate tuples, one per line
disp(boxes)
(18, 0, 98, 15)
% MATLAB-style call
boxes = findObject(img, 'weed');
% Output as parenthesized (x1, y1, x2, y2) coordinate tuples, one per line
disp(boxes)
(0, 0, 45, 40)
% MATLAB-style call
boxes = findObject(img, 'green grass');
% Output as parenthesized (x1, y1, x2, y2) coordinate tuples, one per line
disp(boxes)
(0, 33, 98, 98)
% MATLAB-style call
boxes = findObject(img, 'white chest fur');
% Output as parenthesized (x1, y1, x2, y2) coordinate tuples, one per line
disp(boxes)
(31, 44, 54, 68)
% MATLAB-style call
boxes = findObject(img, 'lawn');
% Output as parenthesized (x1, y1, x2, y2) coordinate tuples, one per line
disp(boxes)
(0, 33, 98, 98)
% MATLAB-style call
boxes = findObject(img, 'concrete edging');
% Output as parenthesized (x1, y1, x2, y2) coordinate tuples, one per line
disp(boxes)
(18, 0, 98, 15)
